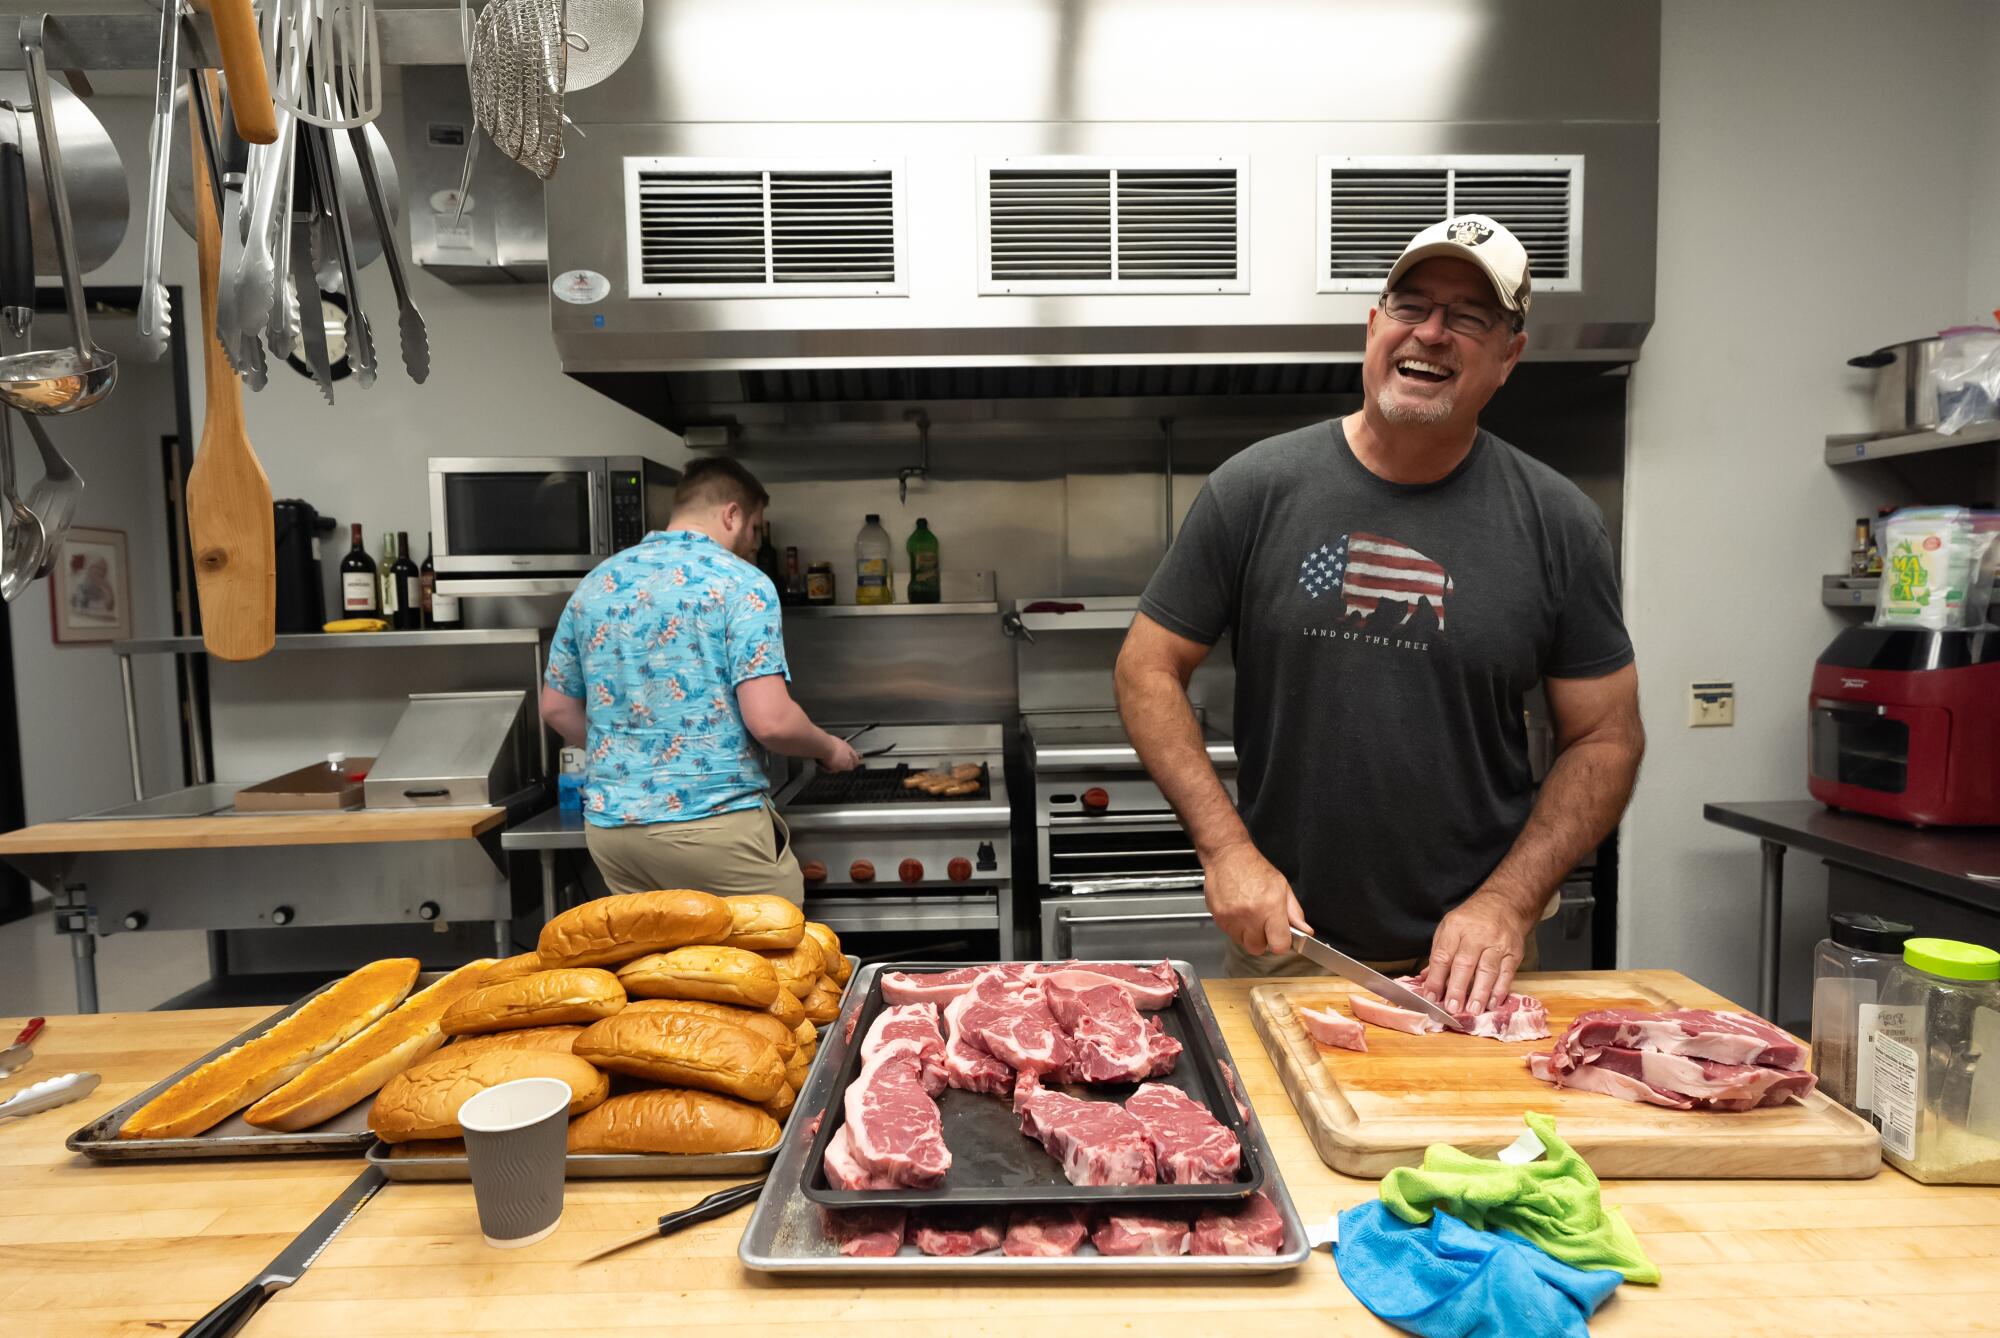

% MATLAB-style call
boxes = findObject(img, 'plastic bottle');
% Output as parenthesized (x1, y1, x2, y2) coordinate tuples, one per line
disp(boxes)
(1864, 937, 2000, 1184)
(907, 517, 940, 604)
(557, 747, 587, 816)
(855, 514, 892, 605)
(1809, 912, 1915, 1117)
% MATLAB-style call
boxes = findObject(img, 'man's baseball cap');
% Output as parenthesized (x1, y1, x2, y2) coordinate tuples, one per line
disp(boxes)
(1384, 214, 1532, 315)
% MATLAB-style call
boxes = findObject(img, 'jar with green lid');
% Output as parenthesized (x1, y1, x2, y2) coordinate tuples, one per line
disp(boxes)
(1864, 937, 2000, 1184)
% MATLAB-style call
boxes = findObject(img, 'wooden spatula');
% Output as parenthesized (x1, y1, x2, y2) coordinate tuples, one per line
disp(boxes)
(187, 74, 275, 660)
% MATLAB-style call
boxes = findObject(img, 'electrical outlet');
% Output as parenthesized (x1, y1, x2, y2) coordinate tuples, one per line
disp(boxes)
(1689, 681, 1735, 727)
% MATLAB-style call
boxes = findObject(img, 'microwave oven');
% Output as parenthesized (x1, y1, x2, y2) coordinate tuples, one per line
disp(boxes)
(428, 456, 679, 575)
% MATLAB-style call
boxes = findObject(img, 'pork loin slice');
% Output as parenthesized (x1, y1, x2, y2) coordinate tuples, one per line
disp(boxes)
(1552, 1008, 1807, 1071)
(1190, 1191, 1286, 1256)
(1002, 1207, 1090, 1257)
(1530, 1046, 1818, 1111)
(1012, 1072, 1158, 1186)
(910, 1208, 1005, 1257)
(823, 1206, 907, 1256)
(1124, 1082, 1241, 1185)
(842, 1045, 950, 1188)
(1035, 960, 1180, 1010)
(1092, 1212, 1191, 1256)
(1297, 1003, 1368, 1051)
(861, 1002, 949, 1097)
(1044, 976, 1181, 1083)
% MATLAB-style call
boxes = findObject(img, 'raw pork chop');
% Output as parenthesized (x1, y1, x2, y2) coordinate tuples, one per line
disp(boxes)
(1528, 1047, 1818, 1111)
(841, 1038, 951, 1188)
(948, 970, 1072, 1077)
(824, 1125, 903, 1190)
(1012, 1072, 1158, 1186)
(1002, 1207, 1090, 1257)
(1034, 960, 1180, 1010)
(862, 1002, 949, 1096)
(941, 974, 1027, 1095)
(1349, 978, 1551, 1042)
(880, 963, 1033, 1008)
(1091, 1212, 1190, 1257)
(1348, 992, 1444, 1035)
(1297, 1003, 1367, 1052)
(1551, 1009, 1807, 1071)
(1190, 1192, 1285, 1256)
(910, 1209, 1005, 1256)
(1043, 976, 1181, 1083)
(823, 1206, 907, 1256)
(1124, 1082, 1241, 1185)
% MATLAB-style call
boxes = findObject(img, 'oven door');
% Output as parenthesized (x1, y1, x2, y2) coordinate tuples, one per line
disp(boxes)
(1042, 879, 1228, 979)
(429, 457, 609, 573)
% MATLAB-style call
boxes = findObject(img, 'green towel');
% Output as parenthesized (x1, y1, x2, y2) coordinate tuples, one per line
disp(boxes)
(1379, 1111, 1661, 1285)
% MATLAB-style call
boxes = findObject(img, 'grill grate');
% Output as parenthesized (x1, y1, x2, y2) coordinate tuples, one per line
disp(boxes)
(788, 762, 991, 806)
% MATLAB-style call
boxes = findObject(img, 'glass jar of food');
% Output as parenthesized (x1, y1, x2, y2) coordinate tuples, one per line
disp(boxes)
(1865, 937, 2000, 1184)
(1810, 912, 1915, 1117)
(805, 562, 835, 606)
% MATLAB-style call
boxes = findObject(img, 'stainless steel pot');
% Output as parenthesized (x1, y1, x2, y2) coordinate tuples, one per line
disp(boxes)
(1849, 337, 1943, 434)
(0, 73, 130, 276)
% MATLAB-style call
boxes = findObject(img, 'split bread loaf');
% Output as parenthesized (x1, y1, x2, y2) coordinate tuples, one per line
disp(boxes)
(803, 922, 850, 985)
(766, 988, 807, 1030)
(801, 975, 843, 1024)
(481, 951, 547, 984)
(441, 1025, 586, 1058)
(369, 1047, 609, 1142)
(565, 1088, 781, 1156)
(441, 968, 625, 1036)
(617, 945, 781, 1009)
(120, 958, 421, 1139)
(720, 894, 805, 950)
(573, 1008, 787, 1103)
(760, 937, 825, 999)
(537, 889, 732, 969)
(623, 998, 798, 1058)
(244, 958, 497, 1132)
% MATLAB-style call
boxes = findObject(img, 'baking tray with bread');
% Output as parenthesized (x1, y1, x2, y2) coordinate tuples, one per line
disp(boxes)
(70, 891, 856, 1178)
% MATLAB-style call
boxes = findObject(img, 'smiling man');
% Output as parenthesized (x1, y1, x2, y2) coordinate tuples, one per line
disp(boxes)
(1115, 215, 1644, 1015)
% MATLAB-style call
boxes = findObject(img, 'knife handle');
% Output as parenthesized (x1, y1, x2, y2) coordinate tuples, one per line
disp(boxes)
(181, 1277, 275, 1338)
(12, 1017, 44, 1047)
(655, 1179, 765, 1237)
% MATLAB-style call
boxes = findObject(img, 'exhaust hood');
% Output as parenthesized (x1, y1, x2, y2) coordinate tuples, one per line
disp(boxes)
(545, 0, 1660, 431)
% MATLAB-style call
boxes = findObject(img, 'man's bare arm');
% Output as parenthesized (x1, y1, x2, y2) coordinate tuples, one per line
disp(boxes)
(1421, 662, 1644, 1013)
(540, 685, 587, 749)
(1114, 614, 1309, 954)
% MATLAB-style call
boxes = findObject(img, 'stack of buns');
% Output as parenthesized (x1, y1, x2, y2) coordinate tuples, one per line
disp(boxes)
(116, 890, 849, 1160)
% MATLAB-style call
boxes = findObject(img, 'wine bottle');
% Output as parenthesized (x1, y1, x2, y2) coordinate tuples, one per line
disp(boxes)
(422, 531, 462, 629)
(782, 545, 804, 606)
(755, 522, 781, 587)
(377, 531, 401, 623)
(339, 522, 380, 618)
(393, 530, 421, 630)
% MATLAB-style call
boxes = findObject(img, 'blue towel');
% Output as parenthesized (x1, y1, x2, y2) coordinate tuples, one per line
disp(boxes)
(1333, 1201, 1622, 1338)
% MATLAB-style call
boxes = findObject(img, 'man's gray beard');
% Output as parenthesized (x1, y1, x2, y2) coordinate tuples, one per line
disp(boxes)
(1377, 381, 1455, 425)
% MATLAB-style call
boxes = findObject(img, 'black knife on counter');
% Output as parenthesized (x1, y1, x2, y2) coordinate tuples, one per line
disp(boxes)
(581, 1179, 767, 1263)
(182, 1165, 386, 1337)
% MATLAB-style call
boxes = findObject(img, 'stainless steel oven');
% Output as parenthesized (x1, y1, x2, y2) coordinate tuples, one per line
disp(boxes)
(428, 455, 678, 575)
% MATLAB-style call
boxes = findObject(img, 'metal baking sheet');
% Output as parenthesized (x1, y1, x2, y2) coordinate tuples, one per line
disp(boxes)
(67, 971, 404, 1161)
(741, 961, 1312, 1275)
(367, 1138, 780, 1181)
(800, 960, 1262, 1210)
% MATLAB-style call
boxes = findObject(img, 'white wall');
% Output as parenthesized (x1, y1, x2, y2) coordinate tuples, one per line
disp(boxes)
(1971, 6, 2000, 320)
(1623, 0, 1991, 1016)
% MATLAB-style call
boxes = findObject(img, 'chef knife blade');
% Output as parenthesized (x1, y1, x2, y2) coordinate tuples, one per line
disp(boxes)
(1288, 929, 1469, 1032)
(580, 1179, 766, 1263)
(181, 1165, 385, 1338)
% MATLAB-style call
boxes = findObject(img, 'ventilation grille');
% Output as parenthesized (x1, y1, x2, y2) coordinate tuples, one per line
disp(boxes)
(1319, 156, 1582, 294)
(982, 158, 1249, 293)
(626, 160, 904, 297)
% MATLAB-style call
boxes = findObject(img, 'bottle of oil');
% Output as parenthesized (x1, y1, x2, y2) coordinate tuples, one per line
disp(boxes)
(907, 517, 940, 603)
(855, 514, 893, 605)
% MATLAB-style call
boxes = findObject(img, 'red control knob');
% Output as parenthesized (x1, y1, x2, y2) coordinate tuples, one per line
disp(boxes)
(947, 857, 973, 883)
(849, 860, 876, 883)
(899, 858, 924, 884)
(1081, 787, 1110, 813)
(801, 859, 827, 884)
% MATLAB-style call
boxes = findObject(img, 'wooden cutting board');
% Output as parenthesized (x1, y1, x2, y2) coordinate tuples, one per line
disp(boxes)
(1249, 968, 1882, 1180)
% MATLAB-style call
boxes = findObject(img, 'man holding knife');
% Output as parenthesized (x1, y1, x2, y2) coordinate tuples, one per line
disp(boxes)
(1115, 216, 1644, 1017)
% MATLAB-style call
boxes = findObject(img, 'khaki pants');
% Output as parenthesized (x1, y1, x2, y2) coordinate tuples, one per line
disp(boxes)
(584, 799, 804, 905)
(1223, 933, 1539, 979)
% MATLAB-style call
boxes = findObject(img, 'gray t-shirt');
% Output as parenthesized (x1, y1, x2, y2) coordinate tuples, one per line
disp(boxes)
(1138, 418, 1633, 960)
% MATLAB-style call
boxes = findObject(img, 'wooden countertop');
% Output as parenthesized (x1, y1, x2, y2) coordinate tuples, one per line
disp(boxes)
(5, 976, 1998, 1336)
(0, 807, 507, 855)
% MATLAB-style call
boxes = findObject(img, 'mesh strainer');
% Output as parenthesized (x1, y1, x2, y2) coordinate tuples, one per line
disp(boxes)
(561, 0, 642, 93)
(468, 0, 567, 180)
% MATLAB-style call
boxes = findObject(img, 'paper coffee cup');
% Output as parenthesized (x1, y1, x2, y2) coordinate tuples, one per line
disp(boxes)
(458, 1077, 572, 1249)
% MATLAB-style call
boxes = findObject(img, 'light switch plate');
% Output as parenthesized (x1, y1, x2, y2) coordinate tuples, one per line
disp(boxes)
(1689, 681, 1735, 727)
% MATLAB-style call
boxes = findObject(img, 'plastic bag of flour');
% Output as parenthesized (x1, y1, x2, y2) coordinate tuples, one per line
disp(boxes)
(1873, 507, 1999, 630)
(1932, 327, 2000, 436)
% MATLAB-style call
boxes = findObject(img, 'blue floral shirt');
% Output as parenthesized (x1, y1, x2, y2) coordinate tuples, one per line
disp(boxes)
(545, 530, 789, 826)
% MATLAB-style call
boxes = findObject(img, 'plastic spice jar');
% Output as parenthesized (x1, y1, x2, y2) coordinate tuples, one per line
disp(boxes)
(1810, 912, 1915, 1117)
(1865, 937, 2000, 1184)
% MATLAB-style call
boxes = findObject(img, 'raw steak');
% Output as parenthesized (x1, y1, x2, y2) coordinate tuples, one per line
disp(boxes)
(1044, 976, 1180, 1083)
(862, 1002, 950, 1096)
(841, 1040, 951, 1188)
(1529, 1046, 1818, 1111)
(881, 963, 1033, 1008)
(1124, 1082, 1241, 1185)
(1297, 1003, 1367, 1051)
(941, 975, 1024, 1096)
(1035, 960, 1180, 1010)
(1550, 1009, 1807, 1071)
(1091, 1212, 1191, 1256)
(1012, 1072, 1158, 1186)
(824, 1125, 904, 1190)
(1002, 1207, 1090, 1257)
(1190, 1192, 1285, 1256)
(1348, 992, 1443, 1035)
(910, 1209, 1005, 1257)
(948, 970, 1072, 1077)
(823, 1206, 907, 1256)
(1392, 976, 1551, 1041)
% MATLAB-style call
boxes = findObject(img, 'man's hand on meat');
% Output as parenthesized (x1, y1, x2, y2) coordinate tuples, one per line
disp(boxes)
(1419, 885, 1538, 1016)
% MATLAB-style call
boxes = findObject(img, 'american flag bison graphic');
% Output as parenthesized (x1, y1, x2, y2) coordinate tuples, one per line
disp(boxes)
(1297, 532, 1452, 631)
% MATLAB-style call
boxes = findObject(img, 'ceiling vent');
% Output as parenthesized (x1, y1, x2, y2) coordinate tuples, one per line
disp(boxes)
(1318, 155, 1582, 294)
(624, 159, 906, 298)
(979, 157, 1250, 295)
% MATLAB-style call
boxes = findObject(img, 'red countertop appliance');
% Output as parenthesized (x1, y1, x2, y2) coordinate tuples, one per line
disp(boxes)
(1808, 625, 2000, 827)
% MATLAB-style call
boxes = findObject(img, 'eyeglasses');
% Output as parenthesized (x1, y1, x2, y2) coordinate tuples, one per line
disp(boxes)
(1379, 289, 1520, 338)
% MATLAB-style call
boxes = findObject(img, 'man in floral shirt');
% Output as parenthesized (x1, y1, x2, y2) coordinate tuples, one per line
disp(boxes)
(540, 458, 860, 902)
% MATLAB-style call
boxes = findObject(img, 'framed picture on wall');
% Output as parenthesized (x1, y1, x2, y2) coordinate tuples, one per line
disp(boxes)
(48, 526, 132, 645)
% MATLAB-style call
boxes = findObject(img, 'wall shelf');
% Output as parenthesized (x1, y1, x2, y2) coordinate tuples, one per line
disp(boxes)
(782, 602, 1001, 618)
(1825, 419, 2000, 465)
(112, 630, 544, 655)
